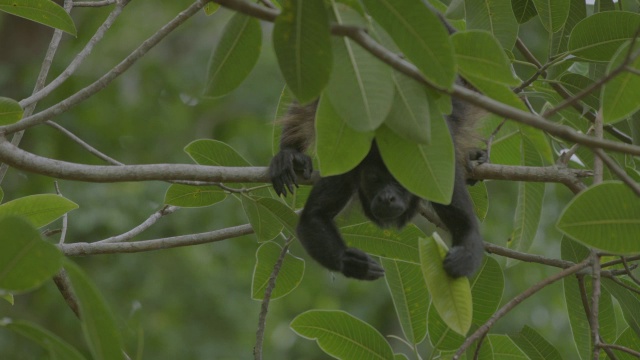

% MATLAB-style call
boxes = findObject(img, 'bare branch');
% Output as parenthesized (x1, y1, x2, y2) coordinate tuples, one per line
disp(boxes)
(97, 206, 179, 243)
(590, 252, 602, 360)
(52, 269, 80, 318)
(46, 121, 124, 165)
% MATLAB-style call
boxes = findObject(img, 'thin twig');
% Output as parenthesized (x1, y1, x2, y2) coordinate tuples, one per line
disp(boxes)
(97, 206, 179, 243)
(590, 251, 602, 360)
(73, 0, 117, 6)
(599, 343, 640, 358)
(52, 269, 80, 317)
(620, 257, 640, 285)
(254, 238, 293, 360)
(54, 182, 69, 244)
(46, 121, 124, 165)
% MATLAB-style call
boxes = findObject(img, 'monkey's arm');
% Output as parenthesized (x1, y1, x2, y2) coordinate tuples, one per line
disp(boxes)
(431, 162, 485, 278)
(297, 173, 385, 281)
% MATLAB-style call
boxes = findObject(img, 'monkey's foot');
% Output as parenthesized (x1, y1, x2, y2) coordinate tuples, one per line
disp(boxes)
(341, 248, 384, 281)
(443, 245, 483, 278)
(466, 148, 488, 185)
(269, 148, 313, 196)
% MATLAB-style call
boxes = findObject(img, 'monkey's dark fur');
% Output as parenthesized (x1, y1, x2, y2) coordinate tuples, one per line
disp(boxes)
(269, 98, 486, 281)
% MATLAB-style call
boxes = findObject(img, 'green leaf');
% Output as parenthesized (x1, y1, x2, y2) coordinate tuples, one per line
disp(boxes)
(324, 5, 394, 132)
(164, 184, 226, 207)
(464, 0, 519, 49)
(477, 334, 529, 359)
(0, 0, 76, 35)
(568, 12, 640, 61)
(256, 198, 298, 235)
(419, 235, 472, 336)
(0, 216, 62, 292)
(509, 325, 562, 360)
(204, 13, 262, 97)
(290, 310, 395, 360)
(384, 72, 433, 144)
(559, 73, 599, 110)
(563, 277, 591, 360)
(557, 182, 640, 254)
(511, 0, 538, 24)
(602, 40, 640, 124)
(273, 0, 332, 103)
(603, 278, 640, 337)
(341, 223, 422, 263)
(427, 302, 465, 351)
(251, 241, 304, 300)
(468, 181, 489, 222)
(184, 139, 250, 166)
(451, 30, 520, 101)
(362, 0, 456, 89)
(241, 196, 283, 242)
(64, 260, 124, 360)
(508, 137, 545, 260)
(470, 257, 504, 325)
(532, 0, 570, 33)
(0, 97, 23, 125)
(1, 293, 13, 304)
(316, 97, 373, 176)
(381, 259, 428, 344)
(1, 319, 86, 360)
(376, 118, 454, 204)
(0, 194, 78, 228)
(549, 0, 586, 56)
(0, 186, 4, 203)
(203, 2, 219, 15)
(615, 327, 640, 358)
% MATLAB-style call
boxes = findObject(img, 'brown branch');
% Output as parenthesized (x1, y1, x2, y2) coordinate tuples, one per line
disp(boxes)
(52, 269, 80, 318)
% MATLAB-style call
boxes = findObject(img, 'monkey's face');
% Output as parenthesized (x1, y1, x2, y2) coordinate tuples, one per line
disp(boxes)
(358, 169, 417, 228)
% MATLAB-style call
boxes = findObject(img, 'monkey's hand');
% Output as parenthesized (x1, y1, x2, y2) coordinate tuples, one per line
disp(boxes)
(443, 236, 484, 278)
(269, 148, 313, 196)
(341, 248, 385, 281)
(465, 149, 488, 186)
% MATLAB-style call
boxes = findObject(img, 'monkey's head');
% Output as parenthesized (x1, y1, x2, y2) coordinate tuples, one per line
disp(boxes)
(357, 165, 420, 229)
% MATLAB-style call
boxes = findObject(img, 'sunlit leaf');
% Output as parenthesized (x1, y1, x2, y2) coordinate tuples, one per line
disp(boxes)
(568, 12, 640, 61)
(0, 97, 23, 125)
(419, 235, 472, 336)
(465, 0, 519, 49)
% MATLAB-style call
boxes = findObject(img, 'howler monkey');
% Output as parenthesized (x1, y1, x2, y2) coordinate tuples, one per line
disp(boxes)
(269, 98, 486, 281)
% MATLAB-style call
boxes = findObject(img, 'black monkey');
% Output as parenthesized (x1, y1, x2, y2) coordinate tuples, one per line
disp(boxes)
(269, 98, 486, 281)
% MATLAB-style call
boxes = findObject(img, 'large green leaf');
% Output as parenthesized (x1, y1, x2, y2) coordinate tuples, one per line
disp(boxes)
(362, 0, 456, 89)
(511, 0, 538, 24)
(549, 0, 586, 56)
(464, 0, 519, 49)
(0, 97, 23, 125)
(470, 257, 504, 325)
(452, 30, 520, 90)
(0, 194, 78, 228)
(376, 118, 454, 204)
(419, 235, 472, 336)
(615, 327, 640, 358)
(509, 325, 562, 360)
(324, 5, 394, 132)
(316, 96, 373, 176)
(290, 310, 394, 360)
(601, 40, 640, 124)
(255, 198, 298, 235)
(508, 137, 545, 261)
(64, 260, 124, 360)
(241, 196, 283, 242)
(469, 181, 489, 222)
(532, 0, 570, 33)
(427, 302, 465, 351)
(0, 0, 76, 35)
(559, 73, 599, 110)
(341, 223, 422, 263)
(0, 216, 62, 292)
(251, 241, 304, 300)
(603, 278, 640, 337)
(563, 277, 591, 360)
(164, 184, 226, 207)
(568, 12, 640, 61)
(204, 13, 262, 97)
(384, 71, 433, 144)
(1, 319, 86, 360)
(382, 259, 428, 344)
(184, 139, 250, 166)
(557, 182, 640, 254)
(273, 0, 332, 103)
